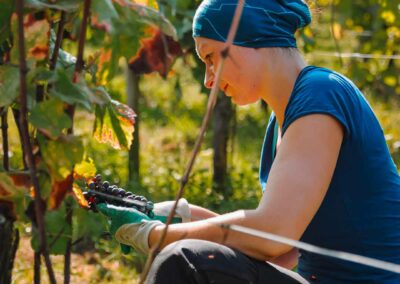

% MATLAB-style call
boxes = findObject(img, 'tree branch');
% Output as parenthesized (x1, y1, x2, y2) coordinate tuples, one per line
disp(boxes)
(139, 1, 246, 282)
(74, 0, 91, 77)
(15, 1, 56, 283)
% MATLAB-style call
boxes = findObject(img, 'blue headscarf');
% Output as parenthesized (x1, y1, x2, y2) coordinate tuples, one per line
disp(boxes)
(193, 0, 311, 48)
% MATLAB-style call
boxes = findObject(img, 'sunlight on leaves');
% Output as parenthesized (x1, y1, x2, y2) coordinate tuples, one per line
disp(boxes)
(72, 184, 89, 209)
(74, 159, 97, 179)
(93, 101, 136, 150)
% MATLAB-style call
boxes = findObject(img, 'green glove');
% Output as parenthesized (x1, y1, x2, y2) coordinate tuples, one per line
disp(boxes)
(97, 203, 152, 254)
(97, 203, 151, 235)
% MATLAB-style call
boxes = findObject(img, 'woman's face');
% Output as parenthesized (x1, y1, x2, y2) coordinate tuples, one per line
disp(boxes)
(194, 37, 264, 106)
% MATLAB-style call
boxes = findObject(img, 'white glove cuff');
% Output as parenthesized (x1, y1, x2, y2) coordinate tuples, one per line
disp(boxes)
(115, 220, 163, 255)
(153, 198, 191, 223)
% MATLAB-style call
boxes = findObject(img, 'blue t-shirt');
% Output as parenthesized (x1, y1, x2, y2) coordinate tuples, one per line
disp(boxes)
(259, 66, 400, 283)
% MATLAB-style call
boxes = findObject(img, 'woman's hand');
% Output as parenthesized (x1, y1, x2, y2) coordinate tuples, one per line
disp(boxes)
(97, 203, 163, 254)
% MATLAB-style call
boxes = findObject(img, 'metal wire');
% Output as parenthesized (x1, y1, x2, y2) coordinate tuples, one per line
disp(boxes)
(226, 224, 400, 274)
(313, 51, 400, 60)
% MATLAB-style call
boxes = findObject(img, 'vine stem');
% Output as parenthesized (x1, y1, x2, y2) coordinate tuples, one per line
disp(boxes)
(139, 1, 246, 282)
(64, 1, 91, 283)
(15, 0, 57, 283)
(49, 11, 66, 71)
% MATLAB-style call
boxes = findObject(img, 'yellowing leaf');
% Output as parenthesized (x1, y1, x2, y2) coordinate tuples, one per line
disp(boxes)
(24, 15, 50, 60)
(0, 173, 30, 200)
(74, 159, 97, 179)
(93, 101, 136, 150)
(72, 184, 89, 209)
(48, 174, 73, 210)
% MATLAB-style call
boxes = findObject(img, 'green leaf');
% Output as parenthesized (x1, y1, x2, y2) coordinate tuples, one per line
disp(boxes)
(126, 3, 177, 40)
(39, 134, 84, 181)
(90, 86, 112, 106)
(0, 0, 14, 47)
(29, 99, 72, 138)
(31, 206, 72, 255)
(0, 65, 19, 107)
(50, 70, 92, 111)
(25, 0, 81, 11)
(92, 0, 119, 33)
(29, 67, 56, 84)
(73, 206, 107, 243)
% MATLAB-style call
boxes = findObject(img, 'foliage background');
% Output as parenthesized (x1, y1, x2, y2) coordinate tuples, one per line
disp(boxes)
(0, 0, 399, 283)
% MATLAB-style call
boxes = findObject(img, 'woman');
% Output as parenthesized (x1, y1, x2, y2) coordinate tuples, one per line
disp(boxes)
(98, 0, 400, 283)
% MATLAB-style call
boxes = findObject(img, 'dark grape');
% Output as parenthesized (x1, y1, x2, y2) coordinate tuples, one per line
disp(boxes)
(110, 187, 119, 195)
(103, 181, 110, 189)
(84, 174, 153, 217)
(117, 188, 126, 196)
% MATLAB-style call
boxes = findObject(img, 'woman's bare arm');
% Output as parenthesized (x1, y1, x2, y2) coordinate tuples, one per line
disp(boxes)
(189, 204, 220, 221)
(270, 248, 299, 269)
(149, 114, 344, 260)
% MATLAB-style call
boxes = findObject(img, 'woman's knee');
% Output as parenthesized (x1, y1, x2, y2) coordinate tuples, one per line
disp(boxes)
(146, 240, 210, 284)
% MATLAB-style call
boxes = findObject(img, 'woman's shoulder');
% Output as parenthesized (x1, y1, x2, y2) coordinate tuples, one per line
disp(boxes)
(297, 66, 358, 94)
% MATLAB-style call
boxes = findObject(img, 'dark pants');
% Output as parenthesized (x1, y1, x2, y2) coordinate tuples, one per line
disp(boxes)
(146, 239, 308, 284)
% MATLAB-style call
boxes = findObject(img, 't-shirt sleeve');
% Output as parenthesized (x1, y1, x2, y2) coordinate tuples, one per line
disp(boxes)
(282, 71, 355, 138)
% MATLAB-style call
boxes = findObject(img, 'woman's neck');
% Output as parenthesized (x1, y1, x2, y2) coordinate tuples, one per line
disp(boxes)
(259, 49, 307, 129)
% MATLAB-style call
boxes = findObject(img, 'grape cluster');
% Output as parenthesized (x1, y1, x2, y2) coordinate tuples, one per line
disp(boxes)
(84, 174, 154, 217)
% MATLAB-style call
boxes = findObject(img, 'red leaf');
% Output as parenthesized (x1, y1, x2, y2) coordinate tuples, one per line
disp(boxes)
(9, 173, 32, 188)
(29, 45, 49, 61)
(128, 29, 182, 77)
(23, 15, 50, 61)
(91, 15, 112, 33)
(49, 174, 73, 210)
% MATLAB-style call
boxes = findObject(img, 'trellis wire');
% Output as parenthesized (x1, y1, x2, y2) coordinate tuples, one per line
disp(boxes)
(313, 51, 400, 60)
(90, 190, 400, 274)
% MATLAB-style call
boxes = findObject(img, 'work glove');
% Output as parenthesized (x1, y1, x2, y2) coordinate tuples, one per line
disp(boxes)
(97, 203, 163, 255)
(97, 198, 191, 255)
